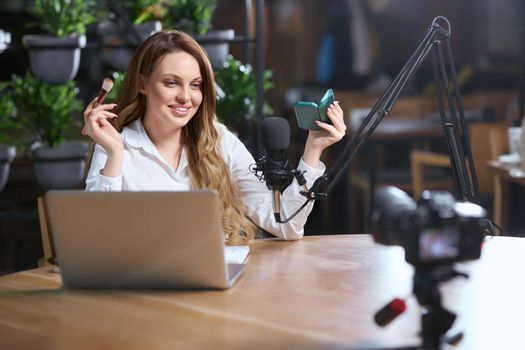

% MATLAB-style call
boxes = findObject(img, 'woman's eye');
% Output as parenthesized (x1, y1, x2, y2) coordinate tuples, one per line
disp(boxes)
(191, 82, 202, 89)
(165, 80, 177, 86)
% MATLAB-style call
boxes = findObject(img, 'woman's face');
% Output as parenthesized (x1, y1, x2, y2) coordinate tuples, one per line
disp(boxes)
(140, 51, 203, 132)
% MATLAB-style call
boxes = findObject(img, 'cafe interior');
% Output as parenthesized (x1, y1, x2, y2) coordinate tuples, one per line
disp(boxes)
(0, 0, 524, 274)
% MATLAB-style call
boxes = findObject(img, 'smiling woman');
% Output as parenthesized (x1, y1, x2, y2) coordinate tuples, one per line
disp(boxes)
(82, 30, 347, 243)
(140, 51, 204, 170)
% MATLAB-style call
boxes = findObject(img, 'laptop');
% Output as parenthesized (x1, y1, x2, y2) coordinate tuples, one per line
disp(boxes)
(44, 190, 246, 290)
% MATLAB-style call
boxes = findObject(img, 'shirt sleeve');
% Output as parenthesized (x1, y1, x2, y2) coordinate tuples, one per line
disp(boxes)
(222, 128, 325, 240)
(84, 143, 123, 191)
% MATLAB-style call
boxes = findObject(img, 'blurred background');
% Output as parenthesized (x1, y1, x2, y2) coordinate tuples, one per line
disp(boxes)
(1, 0, 524, 274)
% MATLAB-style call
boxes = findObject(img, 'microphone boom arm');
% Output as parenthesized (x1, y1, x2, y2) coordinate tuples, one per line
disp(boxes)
(304, 16, 479, 206)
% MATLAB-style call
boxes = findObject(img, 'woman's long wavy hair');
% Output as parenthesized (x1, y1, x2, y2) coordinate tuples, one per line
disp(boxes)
(86, 30, 255, 242)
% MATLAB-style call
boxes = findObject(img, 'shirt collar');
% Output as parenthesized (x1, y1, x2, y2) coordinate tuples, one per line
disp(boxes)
(122, 119, 188, 172)
(122, 119, 154, 152)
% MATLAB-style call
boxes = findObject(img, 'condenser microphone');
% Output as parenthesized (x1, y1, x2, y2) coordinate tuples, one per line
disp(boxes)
(260, 117, 295, 222)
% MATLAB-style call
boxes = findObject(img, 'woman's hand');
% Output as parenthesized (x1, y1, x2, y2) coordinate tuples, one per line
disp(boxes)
(82, 98, 122, 156)
(302, 101, 346, 168)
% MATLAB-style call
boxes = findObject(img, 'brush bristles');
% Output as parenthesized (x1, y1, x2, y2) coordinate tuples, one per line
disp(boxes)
(101, 78, 114, 92)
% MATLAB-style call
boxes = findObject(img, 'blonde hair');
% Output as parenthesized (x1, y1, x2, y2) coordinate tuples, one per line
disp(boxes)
(86, 31, 255, 242)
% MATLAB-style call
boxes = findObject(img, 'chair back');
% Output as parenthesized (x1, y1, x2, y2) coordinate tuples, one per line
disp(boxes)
(488, 127, 509, 160)
(410, 121, 508, 200)
(469, 122, 508, 195)
(37, 196, 55, 266)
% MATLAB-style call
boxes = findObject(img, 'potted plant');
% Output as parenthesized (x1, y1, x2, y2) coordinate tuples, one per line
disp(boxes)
(215, 55, 274, 148)
(0, 84, 17, 192)
(22, 0, 97, 84)
(141, 0, 233, 68)
(215, 55, 274, 128)
(0, 29, 11, 54)
(98, 0, 162, 71)
(11, 72, 87, 190)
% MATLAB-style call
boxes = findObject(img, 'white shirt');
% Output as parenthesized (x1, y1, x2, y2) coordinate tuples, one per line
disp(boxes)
(85, 120, 326, 240)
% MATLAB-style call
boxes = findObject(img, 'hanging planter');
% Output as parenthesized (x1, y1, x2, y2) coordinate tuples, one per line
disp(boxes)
(11, 72, 86, 190)
(139, 0, 234, 67)
(0, 145, 15, 193)
(22, 0, 96, 84)
(0, 84, 17, 193)
(196, 29, 235, 68)
(0, 29, 11, 54)
(98, 20, 162, 71)
(22, 34, 86, 84)
(31, 141, 87, 190)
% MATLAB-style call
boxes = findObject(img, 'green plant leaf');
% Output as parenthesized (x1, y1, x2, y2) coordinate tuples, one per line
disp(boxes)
(10, 71, 83, 148)
(215, 55, 274, 126)
(30, 0, 98, 37)
(162, 0, 217, 33)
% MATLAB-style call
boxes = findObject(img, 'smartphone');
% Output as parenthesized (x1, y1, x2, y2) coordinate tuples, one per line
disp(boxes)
(293, 89, 335, 131)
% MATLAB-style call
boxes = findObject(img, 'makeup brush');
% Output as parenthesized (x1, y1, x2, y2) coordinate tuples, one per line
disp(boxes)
(93, 78, 114, 107)
(81, 78, 115, 136)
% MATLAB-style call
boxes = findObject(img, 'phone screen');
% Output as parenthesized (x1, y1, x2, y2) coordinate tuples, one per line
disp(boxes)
(318, 89, 335, 123)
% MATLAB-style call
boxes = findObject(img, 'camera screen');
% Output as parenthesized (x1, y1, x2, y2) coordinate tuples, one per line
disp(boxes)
(419, 227, 460, 262)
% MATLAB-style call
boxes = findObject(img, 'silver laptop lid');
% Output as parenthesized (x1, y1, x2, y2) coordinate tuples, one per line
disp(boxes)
(45, 190, 231, 289)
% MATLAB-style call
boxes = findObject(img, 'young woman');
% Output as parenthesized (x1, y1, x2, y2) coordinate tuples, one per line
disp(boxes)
(83, 31, 346, 242)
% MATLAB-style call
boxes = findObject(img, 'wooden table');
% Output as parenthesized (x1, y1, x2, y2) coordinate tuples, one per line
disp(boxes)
(487, 160, 525, 229)
(0, 234, 524, 349)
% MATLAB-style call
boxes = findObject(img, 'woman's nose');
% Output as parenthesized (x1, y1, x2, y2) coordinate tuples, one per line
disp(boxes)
(176, 86, 190, 102)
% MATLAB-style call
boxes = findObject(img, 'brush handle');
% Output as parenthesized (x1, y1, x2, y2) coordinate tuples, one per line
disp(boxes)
(93, 89, 109, 107)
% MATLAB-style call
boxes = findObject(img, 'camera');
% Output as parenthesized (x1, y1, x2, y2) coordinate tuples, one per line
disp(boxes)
(370, 186, 486, 266)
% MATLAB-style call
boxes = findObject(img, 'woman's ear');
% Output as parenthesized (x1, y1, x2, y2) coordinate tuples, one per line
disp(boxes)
(138, 74, 147, 94)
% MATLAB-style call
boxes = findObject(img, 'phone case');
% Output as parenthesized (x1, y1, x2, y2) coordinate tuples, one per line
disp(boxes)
(293, 89, 335, 131)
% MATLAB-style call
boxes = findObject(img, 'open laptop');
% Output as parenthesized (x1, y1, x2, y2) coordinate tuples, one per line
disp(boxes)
(44, 190, 246, 290)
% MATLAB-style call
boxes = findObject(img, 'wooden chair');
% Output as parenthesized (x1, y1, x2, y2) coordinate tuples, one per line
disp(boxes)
(488, 128, 509, 227)
(37, 196, 55, 266)
(410, 122, 508, 231)
(349, 141, 450, 233)
(410, 150, 454, 200)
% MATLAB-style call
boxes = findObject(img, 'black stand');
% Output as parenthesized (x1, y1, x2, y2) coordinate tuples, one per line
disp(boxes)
(304, 17, 478, 205)
(275, 17, 495, 235)
(412, 266, 467, 349)
(368, 266, 467, 350)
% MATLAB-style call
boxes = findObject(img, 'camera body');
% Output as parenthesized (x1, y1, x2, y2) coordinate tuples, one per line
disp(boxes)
(370, 186, 486, 267)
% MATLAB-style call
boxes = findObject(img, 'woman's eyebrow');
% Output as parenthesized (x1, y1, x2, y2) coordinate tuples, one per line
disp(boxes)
(161, 73, 202, 79)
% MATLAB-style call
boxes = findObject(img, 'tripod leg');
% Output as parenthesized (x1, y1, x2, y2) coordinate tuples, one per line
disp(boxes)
(421, 306, 456, 349)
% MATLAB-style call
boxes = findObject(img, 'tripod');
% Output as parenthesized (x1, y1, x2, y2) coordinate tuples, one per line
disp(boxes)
(412, 266, 467, 349)
(372, 265, 468, 350)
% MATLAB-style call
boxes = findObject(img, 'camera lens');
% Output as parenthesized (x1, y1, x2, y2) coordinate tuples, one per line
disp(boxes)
(370, 186, 417, 246)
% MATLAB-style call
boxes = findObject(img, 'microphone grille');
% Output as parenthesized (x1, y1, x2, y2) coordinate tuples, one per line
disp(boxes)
(261, 117, 290, 151)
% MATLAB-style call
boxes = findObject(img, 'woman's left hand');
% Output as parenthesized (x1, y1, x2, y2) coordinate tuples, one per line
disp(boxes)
(302, 101, 346, 168)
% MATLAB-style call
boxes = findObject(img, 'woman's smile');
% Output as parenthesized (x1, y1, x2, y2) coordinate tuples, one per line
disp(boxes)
(168, 104, 193, 117)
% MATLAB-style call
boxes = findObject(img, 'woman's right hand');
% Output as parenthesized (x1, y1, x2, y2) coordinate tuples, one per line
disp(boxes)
(82, 98, 123, 156)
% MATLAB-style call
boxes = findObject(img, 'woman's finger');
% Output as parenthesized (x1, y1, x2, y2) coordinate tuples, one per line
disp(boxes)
(327, 102, 346, 133)
(90, 103, 117, 116)
(315, 120, 345, 140)
(83, 98, 98, 120)
(85, 101, 116, 117)
(99, 118, 115, 128)
(88, 111, 117, 124)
